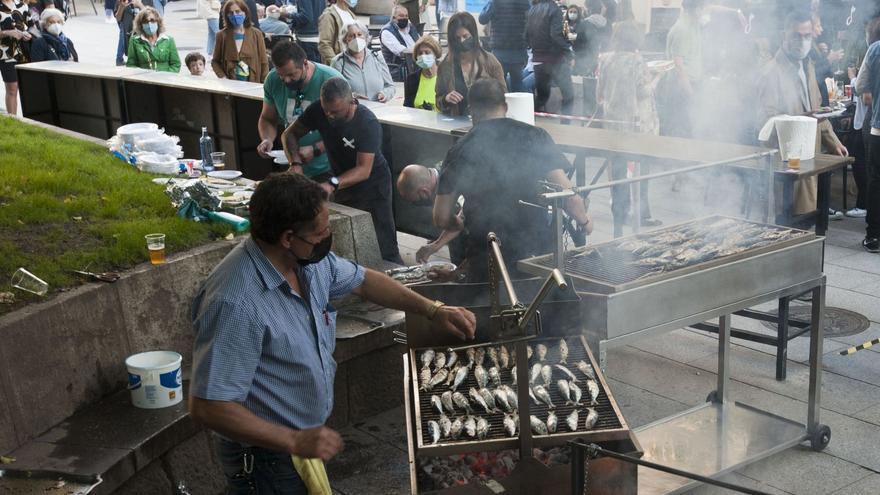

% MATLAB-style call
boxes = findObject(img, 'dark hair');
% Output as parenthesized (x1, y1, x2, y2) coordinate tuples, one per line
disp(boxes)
(586, 0, 602, 15)
(271, 40, 308, 68)
(222, 0, 253, 28)
(468, 78, 506, 118)
(249, 173, 328, 243)
(610, 20, 643, 52)
(321, 77, 353, 103)
(784, 10, 812, 32)
(184, 52, 205, 67)
(867, 16, 880, 45)
(446, 12, 482, 54)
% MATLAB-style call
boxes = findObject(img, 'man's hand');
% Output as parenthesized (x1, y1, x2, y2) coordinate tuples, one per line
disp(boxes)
(431, 306, 476, 341)
(319, 182, 334, 196)
(828, 49, 845, 64)
(290, 426, 344, 461)
(257, 139, 274, 158)
(834, 143, 849, 157)
(445, 91, 464, 104)
(863, 92, 873, 107)
(377, 92, 387, 103)
(416, 242, 439, 263)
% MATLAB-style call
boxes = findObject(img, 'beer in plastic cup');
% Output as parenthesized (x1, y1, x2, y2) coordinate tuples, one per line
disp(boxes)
(145, 233, 166, 265)
(786, 142, 801, 170)
(210, 152, 226, 170)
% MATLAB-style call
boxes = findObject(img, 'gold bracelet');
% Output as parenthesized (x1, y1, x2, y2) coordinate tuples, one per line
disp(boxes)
(426, 300, 445, 320)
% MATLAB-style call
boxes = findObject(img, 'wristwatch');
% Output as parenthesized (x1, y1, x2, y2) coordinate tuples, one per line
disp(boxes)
(329, 176, 340, 191)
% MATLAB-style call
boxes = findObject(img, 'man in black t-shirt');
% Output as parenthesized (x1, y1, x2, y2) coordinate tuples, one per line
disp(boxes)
(433, 79, 592, 281)
(282, 77, 402, 263)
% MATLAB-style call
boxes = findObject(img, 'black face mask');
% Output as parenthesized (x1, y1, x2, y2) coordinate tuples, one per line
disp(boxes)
(295, 233, 333, 265)
(397, 18, 409, 29)
(456, 37, 477, 52)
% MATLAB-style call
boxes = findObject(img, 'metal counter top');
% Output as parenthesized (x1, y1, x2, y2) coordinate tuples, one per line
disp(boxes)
(16, 60, 151, 78)
(371, 105, 472, 135)
(120, 70, 264, 97)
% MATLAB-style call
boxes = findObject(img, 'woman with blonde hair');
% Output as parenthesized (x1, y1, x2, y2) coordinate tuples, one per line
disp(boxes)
(404, 34, 441, 110)
(210, 0, 268, 82)
(126, 7, 180, 72)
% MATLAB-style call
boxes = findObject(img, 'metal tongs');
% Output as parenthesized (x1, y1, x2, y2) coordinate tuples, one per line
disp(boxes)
(71, 269, 121, 283)
(447, 233, 567, 352)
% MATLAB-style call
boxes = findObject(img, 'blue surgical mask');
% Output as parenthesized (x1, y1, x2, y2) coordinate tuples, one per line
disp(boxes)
(416, 54, 435, 69)
(143, 22, 158, 35)
(347, 0, 358, 9)
(229, 13, 246, 26)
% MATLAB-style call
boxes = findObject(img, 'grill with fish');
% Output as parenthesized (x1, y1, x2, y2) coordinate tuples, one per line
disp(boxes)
(413, 336, 623, 449)
(531, 216, 810, 287)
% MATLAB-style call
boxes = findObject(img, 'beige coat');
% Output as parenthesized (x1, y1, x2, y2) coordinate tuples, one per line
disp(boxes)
(318, 5, 347, 65)
(757, 50, 843, 214)
(435, 50, 506, 116)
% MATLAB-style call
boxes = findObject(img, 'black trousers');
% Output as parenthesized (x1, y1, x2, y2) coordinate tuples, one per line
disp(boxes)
(299, 41, 321, 64)
(501, 61, 525, 93)
(850, 128, 868, 210)
(534, 61, 574, 116)
(335, 184, 403, 264)
(866, 132, 880, 239)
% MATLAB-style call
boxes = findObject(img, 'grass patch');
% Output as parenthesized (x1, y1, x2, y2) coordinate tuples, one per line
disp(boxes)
(0, 117, 231, 314)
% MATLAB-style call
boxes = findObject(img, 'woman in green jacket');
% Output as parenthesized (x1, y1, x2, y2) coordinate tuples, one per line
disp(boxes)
(126, 7, 181, 72)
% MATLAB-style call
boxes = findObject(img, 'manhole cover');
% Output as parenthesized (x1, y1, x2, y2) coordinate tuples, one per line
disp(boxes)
(760, 306, 871, 337)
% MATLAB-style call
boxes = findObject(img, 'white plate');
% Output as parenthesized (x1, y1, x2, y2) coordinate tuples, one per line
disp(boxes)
(208, 170, 243, 180)
(268, 150, 286, 159)
(274, 156, 289, 165)
(233, 190, 254, 200)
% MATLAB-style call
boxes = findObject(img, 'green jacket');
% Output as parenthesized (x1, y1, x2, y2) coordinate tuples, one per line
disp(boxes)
(126, 34, 181, 73)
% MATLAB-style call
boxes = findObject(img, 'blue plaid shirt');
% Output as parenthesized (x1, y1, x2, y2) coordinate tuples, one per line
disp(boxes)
(191, 237, 365, 430)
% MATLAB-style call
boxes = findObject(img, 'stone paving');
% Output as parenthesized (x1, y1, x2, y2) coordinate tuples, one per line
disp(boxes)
(6, 5, 880, 494)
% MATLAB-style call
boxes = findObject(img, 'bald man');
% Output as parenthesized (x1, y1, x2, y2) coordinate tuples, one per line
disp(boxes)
(397, 164, 464, 263)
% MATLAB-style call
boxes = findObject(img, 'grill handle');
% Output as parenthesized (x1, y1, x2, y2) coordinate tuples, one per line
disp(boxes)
(518, 268, 567, 333)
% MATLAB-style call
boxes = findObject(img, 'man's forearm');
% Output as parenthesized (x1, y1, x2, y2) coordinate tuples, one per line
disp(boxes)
(190, 397, 296, 453)
(258, 115, 278, 143)
(356, 269, 435, 316)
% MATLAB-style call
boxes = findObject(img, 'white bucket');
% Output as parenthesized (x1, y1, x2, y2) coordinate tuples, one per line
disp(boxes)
(117, 122, 161, 146)
(757, 115, 818, 161)
(125, 351, 183, 409)
(505, 92, 535, 125)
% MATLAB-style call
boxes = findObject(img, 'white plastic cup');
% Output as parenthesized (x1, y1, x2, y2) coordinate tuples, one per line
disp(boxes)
(11, 267, 49, 296)
(125, 351, 183, 409)
(210, 151, 226, 170)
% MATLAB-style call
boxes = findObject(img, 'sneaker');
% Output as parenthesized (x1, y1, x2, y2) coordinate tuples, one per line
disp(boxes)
(846, 208, 867, 218)
(864, 237, 880, 253)
(829, 208, 844, 221)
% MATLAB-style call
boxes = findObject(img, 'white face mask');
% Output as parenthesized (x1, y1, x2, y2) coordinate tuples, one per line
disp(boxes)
(347, 37, 366, 53)
(268, 10, 281, 19)
(46, 23, 63, 36)
(786, 37, 812, 60)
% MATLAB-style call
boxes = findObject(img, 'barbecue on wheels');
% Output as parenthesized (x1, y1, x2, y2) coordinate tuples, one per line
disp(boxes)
(810, 424, 831, 451)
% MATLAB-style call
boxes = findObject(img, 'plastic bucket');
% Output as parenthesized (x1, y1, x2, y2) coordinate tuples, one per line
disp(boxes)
(125, 351, 183, 409)
(117, 122, 160, 146)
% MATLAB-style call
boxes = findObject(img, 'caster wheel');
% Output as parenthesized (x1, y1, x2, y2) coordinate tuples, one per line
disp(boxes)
(810, 424, 831, 451)
(706, 391, 718, 403)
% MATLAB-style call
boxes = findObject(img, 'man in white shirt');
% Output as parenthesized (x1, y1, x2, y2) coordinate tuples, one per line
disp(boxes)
(380, 5, 420, 81)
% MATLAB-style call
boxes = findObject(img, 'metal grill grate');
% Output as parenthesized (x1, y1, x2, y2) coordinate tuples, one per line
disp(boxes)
(415, 337, 623, 447)
(533, 216, 808, 287)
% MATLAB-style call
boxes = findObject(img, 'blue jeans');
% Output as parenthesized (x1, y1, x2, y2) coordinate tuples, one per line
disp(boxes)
(116, 24, 126, 65)
(207, 18, 220, 54)
(214, 435, 308, 495)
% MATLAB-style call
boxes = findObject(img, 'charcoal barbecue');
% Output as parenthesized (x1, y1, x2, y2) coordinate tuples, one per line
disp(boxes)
(515, 211, 829, 494)
(401, 235, 641, 494)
